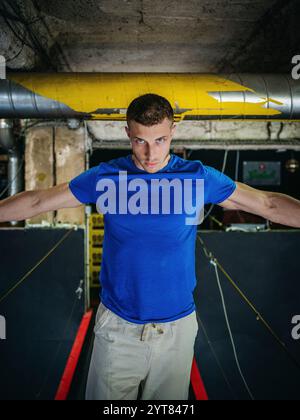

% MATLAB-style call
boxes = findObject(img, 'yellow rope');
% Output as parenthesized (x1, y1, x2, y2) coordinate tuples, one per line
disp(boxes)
(197, 234, 300, 371)
(0, 228, 75, 304)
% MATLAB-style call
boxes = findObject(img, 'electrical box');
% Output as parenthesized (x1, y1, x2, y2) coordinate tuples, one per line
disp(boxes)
(243, 161, 281, 186)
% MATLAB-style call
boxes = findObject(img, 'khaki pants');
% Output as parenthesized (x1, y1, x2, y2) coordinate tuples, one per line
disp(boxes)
(85, 302, 198, 400)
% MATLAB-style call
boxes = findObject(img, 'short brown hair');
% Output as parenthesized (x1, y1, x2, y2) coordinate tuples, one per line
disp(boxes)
(126, 93, 174, 126)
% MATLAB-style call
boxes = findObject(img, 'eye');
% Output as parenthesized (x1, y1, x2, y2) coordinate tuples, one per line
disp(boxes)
(135, 139, 145, 144)
(156, 138, 165, 143)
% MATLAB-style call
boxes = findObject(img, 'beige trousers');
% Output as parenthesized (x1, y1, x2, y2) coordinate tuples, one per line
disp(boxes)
(85, 302, 198, 400)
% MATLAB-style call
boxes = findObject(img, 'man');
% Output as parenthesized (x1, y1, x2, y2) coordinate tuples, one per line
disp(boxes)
(0, 94, 300, 400)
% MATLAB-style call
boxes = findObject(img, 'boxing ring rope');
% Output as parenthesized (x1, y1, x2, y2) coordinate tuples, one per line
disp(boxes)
(196, 235, 300, 399)
(0, 227, 76, 304)
(1, 226, 300, 399)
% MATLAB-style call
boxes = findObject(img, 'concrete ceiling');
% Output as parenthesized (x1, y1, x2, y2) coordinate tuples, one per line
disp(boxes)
(0, 0, 299, 73)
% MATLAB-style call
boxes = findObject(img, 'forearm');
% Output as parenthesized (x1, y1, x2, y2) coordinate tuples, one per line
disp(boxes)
(0, 191, 40, 222)
(267, 192, 300, 228)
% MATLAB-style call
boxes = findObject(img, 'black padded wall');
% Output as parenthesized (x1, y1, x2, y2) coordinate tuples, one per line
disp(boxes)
(0, 228, 85, 400)
(194, 231, 300, 400)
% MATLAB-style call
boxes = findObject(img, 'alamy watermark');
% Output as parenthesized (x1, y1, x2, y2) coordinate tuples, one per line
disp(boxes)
(0, 315, 6, 340)
(0, 55, 6, 80)
(292, 55, 300, 80)
(291, 315, 300, 340)
(95, 171, 205, 226)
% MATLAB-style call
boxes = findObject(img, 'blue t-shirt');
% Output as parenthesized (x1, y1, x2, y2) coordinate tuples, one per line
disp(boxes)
(69, 154, 236, 324)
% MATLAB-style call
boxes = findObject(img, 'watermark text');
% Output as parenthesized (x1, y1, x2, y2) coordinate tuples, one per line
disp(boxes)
(0, 315, 6, 340)
(0, 55, 6, 80)
(95, 171, 205, 226)
(292, 55, 300, 80)
(291, 315, 300, 340)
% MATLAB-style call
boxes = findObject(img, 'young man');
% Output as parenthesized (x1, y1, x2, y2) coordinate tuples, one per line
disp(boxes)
(0, 94, 300, 400)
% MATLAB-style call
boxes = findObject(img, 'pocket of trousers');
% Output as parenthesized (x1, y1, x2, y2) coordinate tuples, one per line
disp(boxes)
(94, 303, 111, 334)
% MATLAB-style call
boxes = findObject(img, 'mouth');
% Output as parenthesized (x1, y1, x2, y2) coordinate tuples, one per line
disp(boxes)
(146, 162, 158, 167)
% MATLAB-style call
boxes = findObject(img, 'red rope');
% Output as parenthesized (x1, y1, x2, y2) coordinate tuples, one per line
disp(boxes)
(191, 357, 209, 400)
(55, 309, 93, 400)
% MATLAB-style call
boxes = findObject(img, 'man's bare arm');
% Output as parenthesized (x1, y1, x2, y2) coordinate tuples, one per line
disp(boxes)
(0, 183, 82, 223)
(218, 181, 300, 228)
(262, 191, 300, 227)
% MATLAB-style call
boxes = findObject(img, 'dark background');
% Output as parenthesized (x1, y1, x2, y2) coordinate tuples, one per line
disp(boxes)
(0, 228, 85, 400)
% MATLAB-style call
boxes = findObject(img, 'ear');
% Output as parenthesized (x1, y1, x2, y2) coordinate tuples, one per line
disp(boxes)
(171, 123, 177, 136)
(125, 126, 130, 138)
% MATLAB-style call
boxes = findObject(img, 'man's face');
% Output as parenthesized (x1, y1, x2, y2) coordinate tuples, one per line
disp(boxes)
(125, 117, 176, 173)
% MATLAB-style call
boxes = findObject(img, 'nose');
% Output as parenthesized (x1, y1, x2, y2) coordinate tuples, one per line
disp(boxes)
(146, 144, 156, 161)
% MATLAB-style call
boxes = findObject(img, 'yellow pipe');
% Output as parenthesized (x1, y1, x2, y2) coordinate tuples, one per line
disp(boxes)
(3, 73, 298, 121)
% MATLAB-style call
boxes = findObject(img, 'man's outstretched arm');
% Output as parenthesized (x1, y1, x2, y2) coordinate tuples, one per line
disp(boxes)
(0, 183, 82, 223)
(218, 181, 300, 228)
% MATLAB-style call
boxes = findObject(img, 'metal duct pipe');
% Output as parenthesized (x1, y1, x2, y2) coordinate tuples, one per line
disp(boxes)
(0, 119, 22, 198)
(0, 73, 299, 121)
(8, 152, 22, 198)
(0, 119, 16, 152)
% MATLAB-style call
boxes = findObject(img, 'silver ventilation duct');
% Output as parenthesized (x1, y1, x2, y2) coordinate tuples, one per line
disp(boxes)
(0, 73, 299, 121)
(0, 119, 23, 225)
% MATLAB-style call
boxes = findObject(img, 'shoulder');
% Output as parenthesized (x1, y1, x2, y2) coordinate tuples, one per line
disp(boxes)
(171, 155, 206, 174)
(91, 155, 132, 175)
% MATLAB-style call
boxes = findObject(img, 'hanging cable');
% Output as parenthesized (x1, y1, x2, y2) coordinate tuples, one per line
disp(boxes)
(1, 0, 56, 70)
(210, 257, 255, 400)
(197, 235, 300, 373)
(203, 150, 229, 222)
(235, 150, 240, 181)
(1, 12, 36, 54)
(206, 214, 224, 229)
(0, 228, 75, 305)
(195, 311, 238, 400)
(5, 35, 26, 63)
